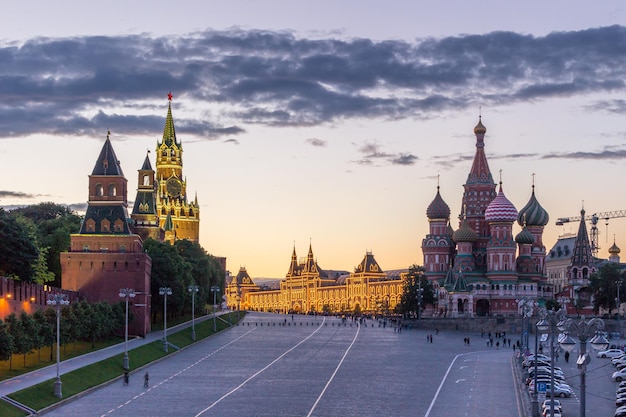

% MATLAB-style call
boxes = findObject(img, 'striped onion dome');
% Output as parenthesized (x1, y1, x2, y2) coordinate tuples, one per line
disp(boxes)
(426, 186, 451, 220)
(517, 186, 549, 227)
(485, 183, 518, 223)
(515, 226, 535, 245)
(452, 219, 477, 242)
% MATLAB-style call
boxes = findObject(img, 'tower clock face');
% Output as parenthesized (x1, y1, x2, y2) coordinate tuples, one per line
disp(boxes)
(166, 178, 182, 197)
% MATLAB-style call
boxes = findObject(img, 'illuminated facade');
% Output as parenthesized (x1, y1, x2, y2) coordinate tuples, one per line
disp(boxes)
(226, 244, 405, 314)
(131, 95, 200, 243)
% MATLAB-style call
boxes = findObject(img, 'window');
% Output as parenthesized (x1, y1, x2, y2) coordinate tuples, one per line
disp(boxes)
(108, 183, 117, 196)
(96, 183, 103, 196)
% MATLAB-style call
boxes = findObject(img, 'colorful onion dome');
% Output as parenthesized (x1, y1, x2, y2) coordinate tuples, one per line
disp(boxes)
(474, 116, 486, 134)
(485, 183, 518, 223)
(426, 186, 451, 220)
(517, 186, 549, 226)
(610, 241, 621, 255)
(515, 226, 535, 245)
(452, 219, 477, 242)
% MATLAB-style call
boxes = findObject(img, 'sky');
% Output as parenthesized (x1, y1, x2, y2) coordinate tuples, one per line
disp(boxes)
(1, 1, 626, 279)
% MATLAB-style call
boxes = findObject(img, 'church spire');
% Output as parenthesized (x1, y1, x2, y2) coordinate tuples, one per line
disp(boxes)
(570, 208, 594, 267)
(161, 92, 180, 148)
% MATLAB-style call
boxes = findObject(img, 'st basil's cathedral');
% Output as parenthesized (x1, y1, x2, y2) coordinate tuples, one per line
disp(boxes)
(422, 117, 552, 317)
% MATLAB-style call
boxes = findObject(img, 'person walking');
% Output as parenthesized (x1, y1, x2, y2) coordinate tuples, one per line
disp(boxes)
(123, 371, 129, 386)
(144, 372, 149, 388)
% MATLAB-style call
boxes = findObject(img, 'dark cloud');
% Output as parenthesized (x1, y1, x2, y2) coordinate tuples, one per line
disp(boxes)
(0, 26, 625, 139)
(306, 138, 326, 147)
(0, 190, 42, 198)
(224, 138, 240, 145)
(354, 141, 417, 166)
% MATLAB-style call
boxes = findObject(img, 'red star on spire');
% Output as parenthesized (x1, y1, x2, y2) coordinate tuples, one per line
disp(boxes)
(167, 91, 173, 101)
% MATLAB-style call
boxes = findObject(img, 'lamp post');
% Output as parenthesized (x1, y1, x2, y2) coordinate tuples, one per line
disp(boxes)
(516, 298, 533, 353)
(211, 286, 220, 332)
(536, 308, 566, 417)
(417, 278, 422, 320)
(617, 279, 622, 336)
(532, 316, 540, 417)
(47, 293, 70, 398)
(558, 316, 609, 417)
(188, 284, 199, 340)
(119, 288, 136, 370)
(159, 287, 172, 352)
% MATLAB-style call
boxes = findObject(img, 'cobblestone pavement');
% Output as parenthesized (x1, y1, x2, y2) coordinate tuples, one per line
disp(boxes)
(40, 312, 523, 417)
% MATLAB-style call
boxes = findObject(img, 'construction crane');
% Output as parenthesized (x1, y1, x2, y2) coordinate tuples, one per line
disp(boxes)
(556, 210, 626, 257)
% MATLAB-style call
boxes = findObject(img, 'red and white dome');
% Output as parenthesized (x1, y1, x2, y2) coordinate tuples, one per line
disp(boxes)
(485, 183, 518, 223)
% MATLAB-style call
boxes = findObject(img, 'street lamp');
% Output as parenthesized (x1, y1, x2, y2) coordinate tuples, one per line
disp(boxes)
(211, 286, 220, 332)
(47, 293, 70, 398)
(558, 316, 609, 417)
(119, 288, 136, 370)
(188, 284, 199, 341)
(516, 298, 533, 353)
(536, 308, 566, 417)
(416, 278, 422, 320)
(616, 279, 622, 336)
(159, 287, 172, 352)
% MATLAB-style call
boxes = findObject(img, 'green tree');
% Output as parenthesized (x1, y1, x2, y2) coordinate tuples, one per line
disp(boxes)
(0, 319, 14, 362)
(5, 313, 31, 369)
(397, 265, 433, 318)
(10, 203, 81, 286)
(144, 238, 192, 322)
(0, 210, 39, 281)
(18, 311, 38, 367)
(590, 263, 625, 314)
(33, 309, 54, 361)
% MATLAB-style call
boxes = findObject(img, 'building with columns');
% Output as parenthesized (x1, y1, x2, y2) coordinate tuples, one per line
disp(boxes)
(422, 117, 552, 317)
(226, 244, 405, 315)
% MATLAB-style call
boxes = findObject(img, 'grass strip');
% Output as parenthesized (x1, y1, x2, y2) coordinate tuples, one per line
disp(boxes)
(5, 312, 244, 413)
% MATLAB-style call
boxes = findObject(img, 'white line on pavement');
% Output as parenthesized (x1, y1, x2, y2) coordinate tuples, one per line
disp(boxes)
(306, 322, 360, 417)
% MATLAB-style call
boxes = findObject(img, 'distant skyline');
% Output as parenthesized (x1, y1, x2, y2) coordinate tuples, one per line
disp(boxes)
(1, 2, 626, 278)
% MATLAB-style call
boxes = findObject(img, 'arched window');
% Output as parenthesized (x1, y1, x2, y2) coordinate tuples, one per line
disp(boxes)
(96, 184, 104, 196)
(108, 184, 117, 196)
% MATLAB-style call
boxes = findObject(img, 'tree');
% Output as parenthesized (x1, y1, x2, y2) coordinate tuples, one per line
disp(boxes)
(0, 319, 14, 362)
(0, 210, 39, 281)
(19, 311, 38, 367)
(144, 238, 192, 322)
(32, 309, 53, 361)
(590, 263, 625, 314)
(397, 265, 433, 318)
(10, 203, 81, 286)
(5, 313, 30, 369)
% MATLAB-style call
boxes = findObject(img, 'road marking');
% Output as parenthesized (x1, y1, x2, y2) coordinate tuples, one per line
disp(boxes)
(424, 351, 476, 417)
(456, 379, 466, 383)
(195, 318, 327, 417)
(99, 327, 257, 417)
(306, 322, 360, 417)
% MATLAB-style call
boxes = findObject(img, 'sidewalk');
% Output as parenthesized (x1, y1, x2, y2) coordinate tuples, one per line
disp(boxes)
(0, 311, 230, 398)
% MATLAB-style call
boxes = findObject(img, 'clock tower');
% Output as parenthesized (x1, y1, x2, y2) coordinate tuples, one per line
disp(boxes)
(155, 93, 200, 243)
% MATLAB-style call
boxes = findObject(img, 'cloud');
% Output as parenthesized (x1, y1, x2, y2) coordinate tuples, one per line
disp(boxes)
(354, 141, 417, 166)
(305, 138, 326, 147)
(224, 138, 240, 145)
(0, 190, 42, 198)
(0, 26, 625, 139)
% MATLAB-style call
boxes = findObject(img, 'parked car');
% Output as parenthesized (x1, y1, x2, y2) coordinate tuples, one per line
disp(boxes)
(613, 368, 626, 382)
(613, 357, 626, 366)
(616, 405, 626, 417)
(529, 382, 573, 398)
(541, 399, 562, 413)
(598, 348, 625, 358)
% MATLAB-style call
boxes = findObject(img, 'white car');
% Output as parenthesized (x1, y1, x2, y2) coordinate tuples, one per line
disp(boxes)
(542, 399, 562, 413)
(613, 369, 626, 382)
(598, 348, 625, 358)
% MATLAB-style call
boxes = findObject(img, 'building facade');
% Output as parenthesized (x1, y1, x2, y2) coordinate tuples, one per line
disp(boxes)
(226, 245, 405, 315)
(422, 118, 552, 317)
(61, 133, 152, 336)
